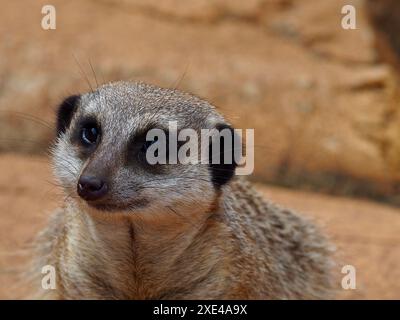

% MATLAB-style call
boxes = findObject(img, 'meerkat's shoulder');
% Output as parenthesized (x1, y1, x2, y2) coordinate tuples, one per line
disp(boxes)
(225, 176, 334, 259)
(223, 178, 335, 298)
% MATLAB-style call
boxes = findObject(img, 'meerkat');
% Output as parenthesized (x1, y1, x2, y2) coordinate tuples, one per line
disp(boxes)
(32, 81, 334, 299)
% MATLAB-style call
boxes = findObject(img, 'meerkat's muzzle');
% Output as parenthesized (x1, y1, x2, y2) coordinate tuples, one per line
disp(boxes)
(77, 175, 108, 201)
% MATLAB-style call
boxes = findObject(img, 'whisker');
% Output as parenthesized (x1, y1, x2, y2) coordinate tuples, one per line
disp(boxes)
(0, 111, 54, 131)
(88, 58, 99, 89)
(72, 53, 94, 92)
(172, 61, 191, 90)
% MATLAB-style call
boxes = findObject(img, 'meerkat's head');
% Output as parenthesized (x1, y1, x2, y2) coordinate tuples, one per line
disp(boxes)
(52, 81, 238, 218)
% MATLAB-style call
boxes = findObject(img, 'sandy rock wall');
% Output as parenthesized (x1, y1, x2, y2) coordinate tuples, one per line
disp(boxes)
(0, 0, 399, 202)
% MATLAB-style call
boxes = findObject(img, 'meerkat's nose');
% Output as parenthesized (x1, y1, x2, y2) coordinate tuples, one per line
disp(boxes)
(77, 176, 108, 201)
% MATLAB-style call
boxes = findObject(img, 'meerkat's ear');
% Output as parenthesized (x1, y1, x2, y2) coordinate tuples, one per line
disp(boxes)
(56, 95, 80, 136)
(209, 123, 239, 187)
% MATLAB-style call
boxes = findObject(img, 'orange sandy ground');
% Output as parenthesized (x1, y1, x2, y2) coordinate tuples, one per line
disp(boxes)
(0, 153, 399, 299)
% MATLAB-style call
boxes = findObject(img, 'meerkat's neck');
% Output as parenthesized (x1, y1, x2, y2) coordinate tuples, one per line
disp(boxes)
(62, 200, 230, 299)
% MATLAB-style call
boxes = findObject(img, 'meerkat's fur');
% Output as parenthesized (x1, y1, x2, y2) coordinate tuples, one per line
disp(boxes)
(32, 81, 334, 299)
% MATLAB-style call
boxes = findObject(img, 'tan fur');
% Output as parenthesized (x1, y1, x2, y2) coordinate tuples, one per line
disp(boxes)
(32, 82, 334, 299)
(33, 178, 334, 299)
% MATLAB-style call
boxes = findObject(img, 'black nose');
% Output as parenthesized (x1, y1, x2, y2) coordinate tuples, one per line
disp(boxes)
(77, 176, 108, 201)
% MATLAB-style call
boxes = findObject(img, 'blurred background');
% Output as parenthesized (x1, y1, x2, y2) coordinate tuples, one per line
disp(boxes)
(0, 0, 399, 299)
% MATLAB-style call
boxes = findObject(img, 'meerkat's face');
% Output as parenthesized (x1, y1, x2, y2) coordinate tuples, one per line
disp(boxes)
(52, 82, 237, 218)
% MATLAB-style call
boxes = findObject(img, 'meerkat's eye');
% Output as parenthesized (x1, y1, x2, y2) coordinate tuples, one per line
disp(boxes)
(81, 125, 99, 146)
(140, 137, 158, 154)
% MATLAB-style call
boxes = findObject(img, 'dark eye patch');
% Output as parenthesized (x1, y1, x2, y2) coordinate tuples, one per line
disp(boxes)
(126, 125, 170, 173)
(126, 125, 199, 170)
(140, 136, 159, 154)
